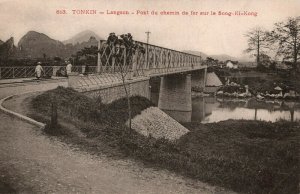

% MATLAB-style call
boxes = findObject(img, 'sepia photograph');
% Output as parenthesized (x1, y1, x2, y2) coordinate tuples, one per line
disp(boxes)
(0, 0, 299, 193)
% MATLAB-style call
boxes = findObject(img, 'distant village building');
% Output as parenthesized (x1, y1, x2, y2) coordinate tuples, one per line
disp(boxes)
(218, 61, 225, 68)
(204, 72, 223, 94)
(225, 60, 239, 69)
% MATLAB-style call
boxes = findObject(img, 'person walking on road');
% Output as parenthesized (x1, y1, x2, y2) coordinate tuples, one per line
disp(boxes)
(84, 63, 90, 75)
(35, 62, 44, 80)
(66, 61, 72, 77)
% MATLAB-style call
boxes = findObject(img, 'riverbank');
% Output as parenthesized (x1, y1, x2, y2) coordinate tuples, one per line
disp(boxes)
(215, 69, 300, 98)
(5, 87, 299, 194)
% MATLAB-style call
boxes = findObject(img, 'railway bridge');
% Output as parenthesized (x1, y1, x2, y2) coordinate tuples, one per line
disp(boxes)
(0, 39, 207, 121)
(68, 40, 207, 120)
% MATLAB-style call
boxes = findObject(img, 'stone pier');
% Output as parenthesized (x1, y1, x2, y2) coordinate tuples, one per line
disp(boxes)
(158, 74, 192, 122)
(191, 68, 207, 91)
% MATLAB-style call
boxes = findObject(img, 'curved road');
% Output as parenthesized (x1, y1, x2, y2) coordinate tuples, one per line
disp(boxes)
(0, 79, 233, 194)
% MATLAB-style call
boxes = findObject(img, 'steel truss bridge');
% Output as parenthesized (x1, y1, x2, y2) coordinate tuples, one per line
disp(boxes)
(97, 40, 206, 78)
(0, 40, 206, 80)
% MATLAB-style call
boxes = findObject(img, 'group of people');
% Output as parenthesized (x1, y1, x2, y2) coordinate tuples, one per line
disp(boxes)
(105, 32, 145, 66)
(35, 61, 72, 80)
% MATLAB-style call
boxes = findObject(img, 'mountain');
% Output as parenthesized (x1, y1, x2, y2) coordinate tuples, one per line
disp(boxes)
(210, 54, 239, 62)
(18, 31, 65, 58)
(16, 31, 100, 59)
(0, 39, 3, 45)
(183, 50, 247, 62)
(0, 37, 17, 59)
(12, 31, 249, 62)
(63, 30, 103, 45)
(71, 36, 99, 49)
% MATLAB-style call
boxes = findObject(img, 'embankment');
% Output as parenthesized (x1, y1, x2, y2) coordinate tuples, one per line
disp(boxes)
(130, 107, 189, 141)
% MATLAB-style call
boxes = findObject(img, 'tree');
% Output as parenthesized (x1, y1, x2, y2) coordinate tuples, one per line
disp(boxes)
(269, 61, 276, 71)
(75, 46, 98, 65)
(53, 56, 62, 62)
(266, 17, 300, 72)
(244, 27, 269, 67)
(259, 53, 272, 68)
(205, 57, 218, 66)
(103, 33, 142, 130)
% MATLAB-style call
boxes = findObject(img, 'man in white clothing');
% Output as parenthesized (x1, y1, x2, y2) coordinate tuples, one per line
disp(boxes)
(66, 61, 72, 76)
(35, 62, 43, 80)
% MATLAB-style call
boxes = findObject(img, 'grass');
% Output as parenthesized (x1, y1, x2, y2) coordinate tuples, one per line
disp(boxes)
(182, 121, 299, 194)
(30, 86, 300, 194)
(30, 86, 154, 155)
(0, 180, 16, 194)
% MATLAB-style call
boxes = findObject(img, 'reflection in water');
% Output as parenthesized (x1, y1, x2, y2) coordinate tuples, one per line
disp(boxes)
(192, 97, 300, 123)
(150, 86, 300, 123)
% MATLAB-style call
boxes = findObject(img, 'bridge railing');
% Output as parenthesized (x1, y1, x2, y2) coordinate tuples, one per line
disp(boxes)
(98, 40, 205, 77)
(0, 41, 205, 80)
(0, 65, 97, 79)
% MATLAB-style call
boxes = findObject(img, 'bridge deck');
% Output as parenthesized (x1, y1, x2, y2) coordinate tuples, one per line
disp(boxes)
(146, 65, 207, 77)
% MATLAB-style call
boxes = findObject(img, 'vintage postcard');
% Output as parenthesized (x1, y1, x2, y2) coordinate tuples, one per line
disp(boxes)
(0, 0, 299, 193)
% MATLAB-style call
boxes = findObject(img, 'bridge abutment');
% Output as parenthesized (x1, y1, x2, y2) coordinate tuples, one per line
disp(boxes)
(85, 78, 150, 104)
(68, 74, 150, 104)
(158, 74, 192, 122)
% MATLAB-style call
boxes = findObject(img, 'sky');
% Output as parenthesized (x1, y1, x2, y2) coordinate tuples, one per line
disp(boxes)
(0, 0, 299, 60)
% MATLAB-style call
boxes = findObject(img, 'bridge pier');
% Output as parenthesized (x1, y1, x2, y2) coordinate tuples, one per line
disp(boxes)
(191, 68, 207, 91)
(158, 74, 192, 122)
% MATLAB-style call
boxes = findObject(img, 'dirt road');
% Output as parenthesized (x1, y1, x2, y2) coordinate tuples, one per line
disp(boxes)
(0, 80, 233, 193)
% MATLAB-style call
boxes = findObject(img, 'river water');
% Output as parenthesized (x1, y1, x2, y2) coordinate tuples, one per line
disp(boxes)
(192, 97, 300, 123)
(151, 92, 300, 123)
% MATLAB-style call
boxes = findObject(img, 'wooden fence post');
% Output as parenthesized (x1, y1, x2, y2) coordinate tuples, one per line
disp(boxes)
(51, 101, 58, 128)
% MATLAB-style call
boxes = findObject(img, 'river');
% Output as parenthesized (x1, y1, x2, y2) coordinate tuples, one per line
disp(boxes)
(192, 97, 300, 123)
(151, 91, 300, 123)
